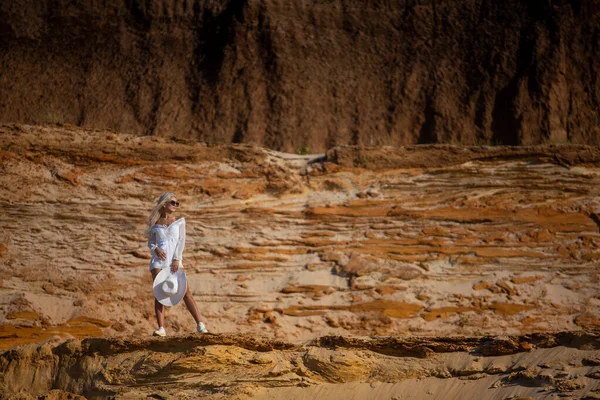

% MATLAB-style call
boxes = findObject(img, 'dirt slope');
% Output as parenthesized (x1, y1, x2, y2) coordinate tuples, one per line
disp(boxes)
(1, 0, 599, 151)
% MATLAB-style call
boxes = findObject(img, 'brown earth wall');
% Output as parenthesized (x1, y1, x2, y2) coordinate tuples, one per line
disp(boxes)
(1, 0, 599, 151)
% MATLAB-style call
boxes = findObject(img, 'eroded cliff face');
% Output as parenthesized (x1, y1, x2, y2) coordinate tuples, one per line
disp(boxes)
(2, 123, 600, 346)
(1, 0, 599, 151)
(2, 124, 600, 397)
(2, 332, 600, 399)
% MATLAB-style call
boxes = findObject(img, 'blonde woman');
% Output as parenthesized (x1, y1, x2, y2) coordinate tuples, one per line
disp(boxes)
(146, 192, 208, 336)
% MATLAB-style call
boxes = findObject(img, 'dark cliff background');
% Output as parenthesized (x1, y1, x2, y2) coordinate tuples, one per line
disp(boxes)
(0, 0, 598, 152)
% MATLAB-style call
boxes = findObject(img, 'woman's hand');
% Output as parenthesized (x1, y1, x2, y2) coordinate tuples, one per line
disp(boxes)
(155, 248, 166, 261)
(171, 260, 180, 273)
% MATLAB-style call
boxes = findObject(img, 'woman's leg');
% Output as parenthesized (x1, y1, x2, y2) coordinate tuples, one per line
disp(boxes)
(151, 269, 165, 328)
(183, 287, 202, 324)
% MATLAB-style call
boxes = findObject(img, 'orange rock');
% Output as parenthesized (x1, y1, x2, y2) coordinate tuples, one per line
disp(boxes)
(574, 312, 600, 329)
(349, 243, 547, 259)
(349, 300, 423, 318)
(351, 295, 363, 303)
(343, 254, 370, 276)
(280, 305, 328, 317)
(305, 205, 390, 218)
(496, 281, 517, 296)
(364, 230, 379, 239)
(484, 232, 510, 243)
(375, 286, 407, 295)
(6, 311, 40, 320)
(0, 322, 103, 350)
(299, 238, 346, 247)
(416, 293, 431, 301)
(305, 263, 318, 271)
(280, 285, 331, 294)
(421, 226, 447, 236)
(56, 168, 82, 186)
(242, 207, 278, 214)
(534, 229, 553, 242)
(473, 281, 493, 291)
(42, 283, 56, 294)
(321, 251, 349, 266)
(417, 262, 430, 271)
(117, 174, 135, 184)
(519, 316, 540, 326)
(556, 246, 570, 257)
(300, 232, 336, 238)
(511, 276, 543, 285)
(581, 252, 600, 261)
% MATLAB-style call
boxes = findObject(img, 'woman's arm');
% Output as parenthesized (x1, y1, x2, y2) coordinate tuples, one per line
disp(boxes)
(149, 230, 167, 261)
(173, 219, 186, 263)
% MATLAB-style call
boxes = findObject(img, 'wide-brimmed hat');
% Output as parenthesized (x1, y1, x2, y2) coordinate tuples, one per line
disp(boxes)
(153, 269, 187, 306)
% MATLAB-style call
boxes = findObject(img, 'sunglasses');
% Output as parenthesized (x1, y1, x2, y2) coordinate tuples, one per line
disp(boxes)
(168, 200, 180, 207)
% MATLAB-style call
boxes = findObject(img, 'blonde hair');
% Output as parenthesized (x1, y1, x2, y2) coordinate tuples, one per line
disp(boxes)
(145, 192, 177, 236)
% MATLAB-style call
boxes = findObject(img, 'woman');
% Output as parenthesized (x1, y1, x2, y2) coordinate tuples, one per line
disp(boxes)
(146, 192, 208, 336)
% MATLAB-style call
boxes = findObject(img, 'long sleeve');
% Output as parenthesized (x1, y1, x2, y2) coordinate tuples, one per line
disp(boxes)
(173, 219, 186, 261)
(148, 230, 157, 255)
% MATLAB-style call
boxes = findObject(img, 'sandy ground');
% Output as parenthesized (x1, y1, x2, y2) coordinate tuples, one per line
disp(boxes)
(1, 124, 600, 398)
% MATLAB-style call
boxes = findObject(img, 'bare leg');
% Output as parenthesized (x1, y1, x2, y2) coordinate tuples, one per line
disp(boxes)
(183, 287, 202, 324)
(151, 269, 165, 328)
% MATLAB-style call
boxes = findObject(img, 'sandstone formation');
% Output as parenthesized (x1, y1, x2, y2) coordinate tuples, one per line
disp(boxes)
(1, 1, 599, 151)
(2, 124, 600, 397)
(2, 332, 600, 399)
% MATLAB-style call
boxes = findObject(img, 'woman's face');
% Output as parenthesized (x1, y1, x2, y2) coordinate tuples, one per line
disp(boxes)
(163, 197, 179, 213)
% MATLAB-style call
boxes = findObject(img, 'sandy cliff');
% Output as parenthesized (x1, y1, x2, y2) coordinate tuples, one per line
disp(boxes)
(1, 0, 599, 151)
(1, 124, 600, 398)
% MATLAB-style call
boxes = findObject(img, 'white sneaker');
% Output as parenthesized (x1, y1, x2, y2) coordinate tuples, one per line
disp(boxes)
(197, 322, 208, 333)
(153, 326, 166, 337)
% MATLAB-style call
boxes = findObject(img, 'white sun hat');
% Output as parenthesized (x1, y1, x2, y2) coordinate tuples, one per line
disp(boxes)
(153, 269, 187, 306)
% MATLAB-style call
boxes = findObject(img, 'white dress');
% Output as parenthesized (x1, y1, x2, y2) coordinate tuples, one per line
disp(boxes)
(148, 218, 186, 271)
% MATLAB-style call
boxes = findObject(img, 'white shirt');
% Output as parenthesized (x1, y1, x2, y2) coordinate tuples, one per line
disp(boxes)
(148, 218, 186, 270)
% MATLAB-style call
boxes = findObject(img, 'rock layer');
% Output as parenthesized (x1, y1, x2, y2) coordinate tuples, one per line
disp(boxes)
(1, 0, 599, 151)
(1, 332, 600, 399)
(3, 124, 600, 398)
(2, 124, 600, 348)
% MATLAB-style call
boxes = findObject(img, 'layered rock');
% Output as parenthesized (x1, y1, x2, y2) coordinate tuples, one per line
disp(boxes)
(1, 124, 600, 350)
(1, 332, 600, 399)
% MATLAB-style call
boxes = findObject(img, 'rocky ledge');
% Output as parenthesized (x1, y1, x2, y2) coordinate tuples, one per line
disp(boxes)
(2, 331, 600, 399)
